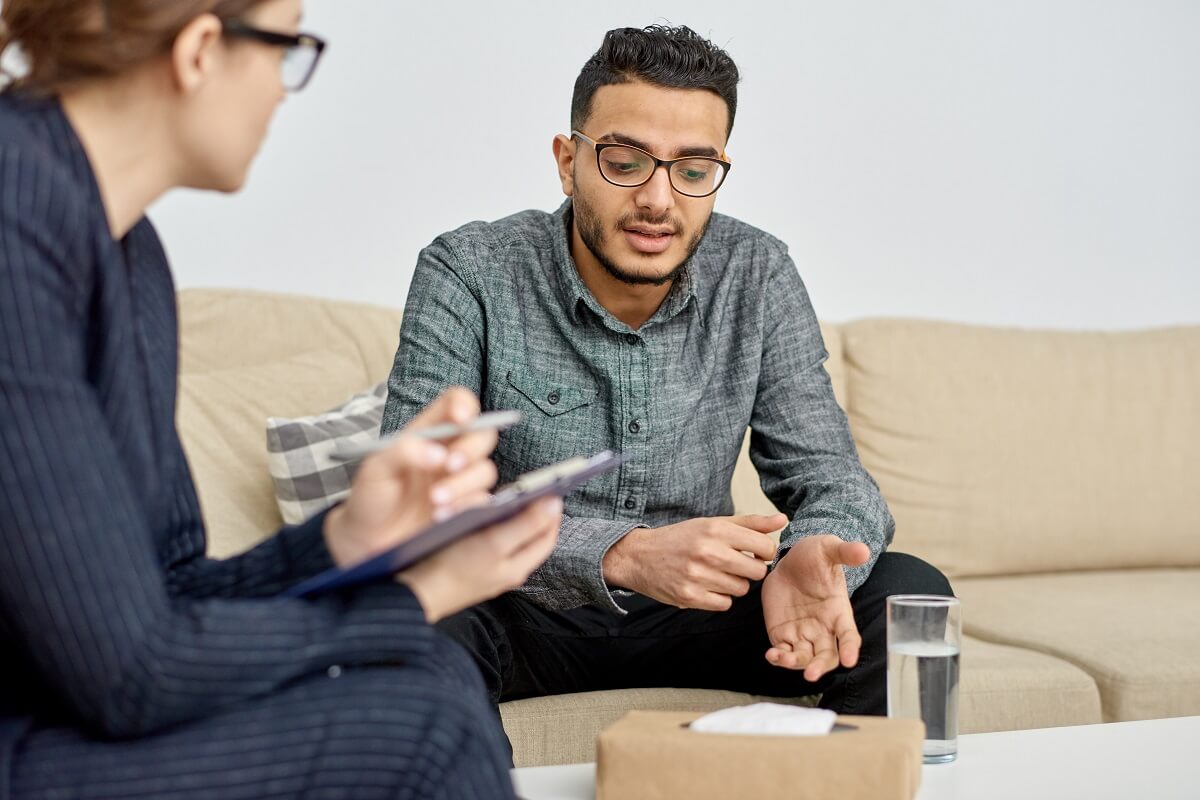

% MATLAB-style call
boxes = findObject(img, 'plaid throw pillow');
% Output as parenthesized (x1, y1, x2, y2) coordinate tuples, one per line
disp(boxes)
(265, 382, 386, 524)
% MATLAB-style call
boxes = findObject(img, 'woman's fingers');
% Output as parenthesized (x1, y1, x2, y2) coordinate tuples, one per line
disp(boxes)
(430, 459, 498, 509)
(477, 498, 563, 558)
(406, 386, 480, 430)
(444, 428, 499, 473)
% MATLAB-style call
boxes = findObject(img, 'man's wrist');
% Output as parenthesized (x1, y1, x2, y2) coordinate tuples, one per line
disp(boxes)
(601, 527, 644, 591)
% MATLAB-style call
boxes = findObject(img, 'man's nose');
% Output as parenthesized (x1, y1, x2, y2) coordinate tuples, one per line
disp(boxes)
(633, 166, 675, 215)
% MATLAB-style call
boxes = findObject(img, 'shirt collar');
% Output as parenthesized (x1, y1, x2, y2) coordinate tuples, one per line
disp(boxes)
(552, 200, 703, 332)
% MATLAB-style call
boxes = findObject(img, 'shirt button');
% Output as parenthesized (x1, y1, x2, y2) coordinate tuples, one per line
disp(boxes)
(628, 420, 641, 434)
(626, 334, 639, 345)
(547, 391, 561, 405)
(624, 497, 637, 510)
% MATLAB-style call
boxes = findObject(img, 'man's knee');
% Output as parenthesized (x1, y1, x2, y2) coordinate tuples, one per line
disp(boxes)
(862, 552, 954, 600)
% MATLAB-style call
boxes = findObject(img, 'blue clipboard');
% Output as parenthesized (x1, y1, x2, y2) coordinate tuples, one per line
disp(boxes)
(281, 450, 626, 599)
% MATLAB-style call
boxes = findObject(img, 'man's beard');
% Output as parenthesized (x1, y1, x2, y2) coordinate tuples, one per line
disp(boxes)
(574, 194, 711, 287)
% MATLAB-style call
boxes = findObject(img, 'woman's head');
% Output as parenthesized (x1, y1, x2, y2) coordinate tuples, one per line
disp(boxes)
(0, 0, 319, 193)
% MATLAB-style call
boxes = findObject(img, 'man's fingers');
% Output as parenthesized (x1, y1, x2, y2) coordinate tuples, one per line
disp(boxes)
(691, 565, 752, 598)
(804, 640, 841, 683)
(713, 547, 771, 581)
(729, 513, 789, 533)
(835, 618, 864, 671)
(766, 623, 813, 670)
(721, 525, 779, 562)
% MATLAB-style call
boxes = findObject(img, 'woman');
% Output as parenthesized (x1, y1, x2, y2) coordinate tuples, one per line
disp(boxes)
(0, 1, 560, 797)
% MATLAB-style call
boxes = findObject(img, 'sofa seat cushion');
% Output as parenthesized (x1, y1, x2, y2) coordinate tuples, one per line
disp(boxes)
(955, 569, 1200, 722)
(498, 634, 1100, 766)
(956, 634, 1100, 735)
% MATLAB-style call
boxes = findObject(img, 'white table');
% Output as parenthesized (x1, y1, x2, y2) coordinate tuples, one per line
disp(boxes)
(512, 715, 1199, 799)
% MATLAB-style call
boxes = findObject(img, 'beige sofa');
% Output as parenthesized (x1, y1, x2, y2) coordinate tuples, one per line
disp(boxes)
(177, 289, 1200, 767)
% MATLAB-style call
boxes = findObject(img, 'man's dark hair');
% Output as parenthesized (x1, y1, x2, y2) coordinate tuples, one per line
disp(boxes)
(571, 25, 740, 140)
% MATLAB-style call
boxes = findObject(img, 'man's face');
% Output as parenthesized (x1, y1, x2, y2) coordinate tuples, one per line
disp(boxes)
(560, 80, 729, 286)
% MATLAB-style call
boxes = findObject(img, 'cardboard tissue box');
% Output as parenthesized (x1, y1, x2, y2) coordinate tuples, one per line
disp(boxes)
(596, 707, 924, 800)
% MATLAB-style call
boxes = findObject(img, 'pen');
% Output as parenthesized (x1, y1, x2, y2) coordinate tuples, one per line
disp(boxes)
(329, 410, 523, 462)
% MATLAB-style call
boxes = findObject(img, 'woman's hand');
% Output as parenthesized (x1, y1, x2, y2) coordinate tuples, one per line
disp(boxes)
(322, 386, 564, 622)
(322, 388, 499, 570)
(398, 496, 563, 623)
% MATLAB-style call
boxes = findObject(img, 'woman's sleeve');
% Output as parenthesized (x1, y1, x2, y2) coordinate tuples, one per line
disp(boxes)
(0, 146, 434, 739)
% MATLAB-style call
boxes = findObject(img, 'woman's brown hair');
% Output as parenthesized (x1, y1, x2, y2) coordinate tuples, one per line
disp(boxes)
(0, 0, 267, 91)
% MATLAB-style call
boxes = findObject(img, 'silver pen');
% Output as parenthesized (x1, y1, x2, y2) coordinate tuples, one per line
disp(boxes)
(329, 410, 523, 462)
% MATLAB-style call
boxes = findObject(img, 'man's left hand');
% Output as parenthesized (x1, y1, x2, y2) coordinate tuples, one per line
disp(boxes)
(761, 535, 872, 682)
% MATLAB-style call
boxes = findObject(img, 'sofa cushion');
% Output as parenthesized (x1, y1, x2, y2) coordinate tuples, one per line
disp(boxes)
(178, 289, 402, 557)
(840, 320, 1200, 577)
(954, 569, 1200, 722)
(266, 382, 388, 524)
(955, 635, 1100, 735)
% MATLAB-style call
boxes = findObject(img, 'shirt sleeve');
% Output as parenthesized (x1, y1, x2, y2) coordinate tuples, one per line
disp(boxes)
(0, 148, 434, 739)
(749, 247, 896, 594)
(381, 237, 638, 613)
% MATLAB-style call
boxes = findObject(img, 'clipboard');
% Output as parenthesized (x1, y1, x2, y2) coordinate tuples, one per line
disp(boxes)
(281, 450, 626, 599)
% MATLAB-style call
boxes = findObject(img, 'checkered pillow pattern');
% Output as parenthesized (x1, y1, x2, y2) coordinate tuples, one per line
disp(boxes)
(265, 382, 386, 524)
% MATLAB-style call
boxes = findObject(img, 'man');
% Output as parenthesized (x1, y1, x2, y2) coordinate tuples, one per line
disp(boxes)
(382, 25, 952, 722)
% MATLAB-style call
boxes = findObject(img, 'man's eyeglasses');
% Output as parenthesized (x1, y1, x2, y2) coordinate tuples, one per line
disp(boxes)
(571, 130, 732, 198)
(222, 20, 327, 92)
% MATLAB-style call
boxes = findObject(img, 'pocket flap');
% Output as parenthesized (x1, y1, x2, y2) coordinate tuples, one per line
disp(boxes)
(506, 370, 597, 417)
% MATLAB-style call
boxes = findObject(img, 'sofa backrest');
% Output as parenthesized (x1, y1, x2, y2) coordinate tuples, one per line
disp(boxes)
(178, 289, 402, 557)
(178, 289, 1200, 579)
(839, 319, 1200, 577)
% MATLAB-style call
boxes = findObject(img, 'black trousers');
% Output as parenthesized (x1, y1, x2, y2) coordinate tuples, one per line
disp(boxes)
(9, 637, 514, 800)
(439, 552, 953, 721)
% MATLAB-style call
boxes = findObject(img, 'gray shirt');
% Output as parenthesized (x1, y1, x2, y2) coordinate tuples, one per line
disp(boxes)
(381, 201, 894, 613)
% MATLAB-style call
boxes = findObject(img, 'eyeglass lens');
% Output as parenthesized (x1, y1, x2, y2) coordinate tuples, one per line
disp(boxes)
(281, 44, 318, 91)
(597, 145, 727, 197)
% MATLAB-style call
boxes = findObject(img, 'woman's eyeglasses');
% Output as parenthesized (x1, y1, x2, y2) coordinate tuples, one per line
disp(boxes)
(222, 20, 327, 92)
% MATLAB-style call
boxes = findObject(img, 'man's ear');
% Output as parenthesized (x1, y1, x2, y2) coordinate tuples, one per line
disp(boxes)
(552, 133, 576, 197)
(170, 13, 224, 94)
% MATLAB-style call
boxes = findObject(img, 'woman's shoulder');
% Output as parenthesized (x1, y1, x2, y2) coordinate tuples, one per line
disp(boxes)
(0, 92, 99, 254)
(0, 91, 94, 214)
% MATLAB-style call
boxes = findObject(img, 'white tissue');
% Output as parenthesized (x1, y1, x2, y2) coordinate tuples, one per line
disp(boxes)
(689, 703, 838, 737)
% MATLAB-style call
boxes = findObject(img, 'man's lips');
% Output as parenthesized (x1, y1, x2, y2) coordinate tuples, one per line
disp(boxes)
(623, 226, 677, 254)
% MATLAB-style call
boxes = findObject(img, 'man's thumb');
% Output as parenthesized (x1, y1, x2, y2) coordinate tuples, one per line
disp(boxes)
(830, 538, 871, 567)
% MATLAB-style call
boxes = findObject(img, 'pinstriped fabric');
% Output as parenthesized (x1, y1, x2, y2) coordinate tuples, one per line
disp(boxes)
(11, 639, 515, 799)
(0, 91, 514, 798)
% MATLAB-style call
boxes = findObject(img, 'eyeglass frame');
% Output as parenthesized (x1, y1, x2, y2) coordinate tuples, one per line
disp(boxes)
(221, 19, 327, 92)
(570, 130, 732, 198)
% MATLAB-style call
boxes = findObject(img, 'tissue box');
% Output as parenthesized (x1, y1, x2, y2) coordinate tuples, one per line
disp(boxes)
(596, 711, 924, 800)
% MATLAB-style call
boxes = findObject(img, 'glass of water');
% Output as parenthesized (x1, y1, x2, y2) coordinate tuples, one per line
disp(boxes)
(887, 594, 961, 764)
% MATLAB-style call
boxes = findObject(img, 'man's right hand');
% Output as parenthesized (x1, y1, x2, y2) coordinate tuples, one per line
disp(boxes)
(602, 514, 787, 611)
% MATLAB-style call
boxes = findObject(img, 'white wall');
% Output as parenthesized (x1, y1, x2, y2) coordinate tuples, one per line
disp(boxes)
(152, 0, 1200, 330)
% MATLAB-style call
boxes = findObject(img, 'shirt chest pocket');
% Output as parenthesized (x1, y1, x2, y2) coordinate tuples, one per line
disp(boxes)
(505, 370, 597, 417)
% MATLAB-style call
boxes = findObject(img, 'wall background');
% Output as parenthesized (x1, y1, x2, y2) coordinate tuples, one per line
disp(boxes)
(149, 0, 1200, 329)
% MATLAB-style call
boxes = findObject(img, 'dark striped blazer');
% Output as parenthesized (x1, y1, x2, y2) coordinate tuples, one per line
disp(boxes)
(0, 91, 435, 791)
